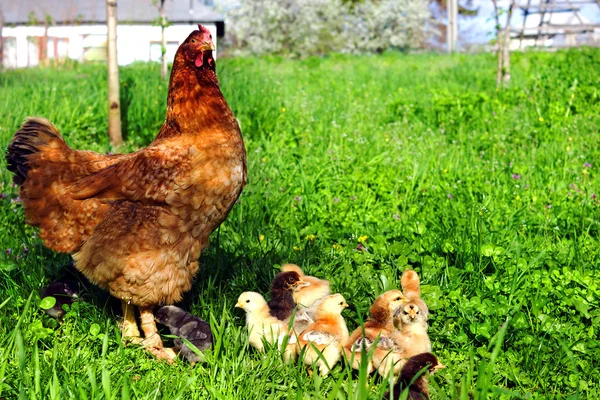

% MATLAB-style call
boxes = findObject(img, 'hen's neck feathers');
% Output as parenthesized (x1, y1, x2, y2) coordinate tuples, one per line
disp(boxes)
(156, 55, 237, 140)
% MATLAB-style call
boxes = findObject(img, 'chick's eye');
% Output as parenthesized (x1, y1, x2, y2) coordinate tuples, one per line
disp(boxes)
(395, 297, 401, 301)
(403, 311, 408, 315)
(339, 302, 343, 305)
(246, 299, 250, 303)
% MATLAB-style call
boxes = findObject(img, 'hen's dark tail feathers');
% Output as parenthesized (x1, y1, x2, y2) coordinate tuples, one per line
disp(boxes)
(6, 117, 65, 185)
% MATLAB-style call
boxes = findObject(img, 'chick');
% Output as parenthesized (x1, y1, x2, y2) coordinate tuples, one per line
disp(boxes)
(379, 270, 431, 378)
(281, 264, 331, 314)
(383, 353, 444, 400)
(297, 293, 349, 376)
(268, 270, 312, 332)
(344, 290, 407, 375)
(268, 271, 307, 320)
(236, 291, 297, 362)
(155, 305, 212, 364)
(39, 280, 79, 320)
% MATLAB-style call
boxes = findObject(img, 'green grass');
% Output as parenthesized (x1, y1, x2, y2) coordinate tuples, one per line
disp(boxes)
(1, 49, 600, 399)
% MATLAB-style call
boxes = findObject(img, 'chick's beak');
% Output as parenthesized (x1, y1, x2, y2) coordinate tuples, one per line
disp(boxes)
(408, 309, 417, 319)
(342, 302, 349, 308)
(433, 363, 446, 371)
(234, 302, 243, 308)
(294, 279, 310, 291)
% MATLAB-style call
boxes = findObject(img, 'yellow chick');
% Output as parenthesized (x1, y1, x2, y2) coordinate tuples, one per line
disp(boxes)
(344, 289, 407, 375)
(297, 293, 349, 376)
(378, 270, 431, 378)
(235, 291, 297, 362)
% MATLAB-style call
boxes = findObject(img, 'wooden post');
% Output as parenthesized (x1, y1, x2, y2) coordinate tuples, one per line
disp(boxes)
(0, 14, 4, 71)
(159, 0, 168, 80)
(491, 0, 503, 86)
(106, 0, 123, 146)
(502, 0, 516, 85)
(447, 0, 458, 53)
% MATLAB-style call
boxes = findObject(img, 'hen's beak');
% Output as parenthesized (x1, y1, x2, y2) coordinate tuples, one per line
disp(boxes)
(199, 41, 215, 52)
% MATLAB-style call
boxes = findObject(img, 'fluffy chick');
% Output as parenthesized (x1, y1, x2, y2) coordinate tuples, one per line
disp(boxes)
(268, 271, 307, 321)
(236, 292, 297, 362)
(269, 270, 313, 332)
(344, 290, 407, 375)
(378, 270, 431, 378)
(383, 353, 444, 400)
(155, 305, 212, 364)
(297, 294, 349, 376)
(392, 272, 430, 356)
(281, 264, 331, 311)
(39, 280, 79, 320)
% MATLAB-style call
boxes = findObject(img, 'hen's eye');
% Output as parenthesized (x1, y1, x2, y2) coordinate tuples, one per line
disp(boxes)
(191, 39, 197, 44)
(246, 299, 250, 303)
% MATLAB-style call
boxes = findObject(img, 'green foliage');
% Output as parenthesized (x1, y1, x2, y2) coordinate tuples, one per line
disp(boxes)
(0, 48, 599, 398)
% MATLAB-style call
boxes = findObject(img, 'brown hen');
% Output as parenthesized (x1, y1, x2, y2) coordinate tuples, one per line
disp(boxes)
(5, 25, 246, 360)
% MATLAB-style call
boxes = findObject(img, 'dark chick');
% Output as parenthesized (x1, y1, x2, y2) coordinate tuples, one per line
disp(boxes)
(39, 280, 79, 320)
(155, 306, 213, 364)
(384, 353, 444, 400)
(268, 271, 306, 321)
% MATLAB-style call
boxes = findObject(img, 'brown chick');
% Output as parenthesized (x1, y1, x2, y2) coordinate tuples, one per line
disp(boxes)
(268, 271, 309, 323)
(383, 353, 444, 400)
(281, 264, 331, 311)
(379, 270, 431, 378)
(344, 290, 407, 375)
(298, 294, 349, 376)
(6, 25, 246, 361)
(235, 292, 297, 362)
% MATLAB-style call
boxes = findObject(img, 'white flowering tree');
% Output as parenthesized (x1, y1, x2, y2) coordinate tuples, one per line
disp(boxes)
(222, 0, 431, 56)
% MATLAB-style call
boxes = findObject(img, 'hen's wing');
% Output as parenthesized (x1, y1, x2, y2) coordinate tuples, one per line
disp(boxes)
(70, 142, 193, 205)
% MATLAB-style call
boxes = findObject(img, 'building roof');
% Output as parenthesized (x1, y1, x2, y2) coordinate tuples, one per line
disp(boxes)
(0, 0, 225, 35)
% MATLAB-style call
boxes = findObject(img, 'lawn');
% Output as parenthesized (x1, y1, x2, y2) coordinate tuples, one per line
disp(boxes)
(0, 49, 599, 399)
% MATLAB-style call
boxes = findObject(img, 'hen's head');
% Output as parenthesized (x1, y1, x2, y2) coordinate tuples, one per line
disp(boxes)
(179, 24, 216, 70)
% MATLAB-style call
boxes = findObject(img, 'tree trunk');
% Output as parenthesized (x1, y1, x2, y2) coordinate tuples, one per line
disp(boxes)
(160, 0, 168, 80)
(491, 0, 503, 87)
(106, 0, 123, 146)
(502, 0, 516, 85)
(0, 20, 4, 71)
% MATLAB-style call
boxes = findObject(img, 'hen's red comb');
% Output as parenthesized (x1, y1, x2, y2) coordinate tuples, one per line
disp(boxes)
(197, 24, 212, 42)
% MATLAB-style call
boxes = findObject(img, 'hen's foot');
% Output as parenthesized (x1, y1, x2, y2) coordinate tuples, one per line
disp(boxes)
(120, 300, 142, 344)
(139, 306, 176, 361)
(147, 346, 178, 363)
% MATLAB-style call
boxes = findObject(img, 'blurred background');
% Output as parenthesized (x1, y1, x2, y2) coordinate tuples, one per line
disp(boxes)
(1, 0, 599, 68)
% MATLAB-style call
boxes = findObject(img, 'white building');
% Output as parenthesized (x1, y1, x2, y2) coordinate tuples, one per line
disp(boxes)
(0, 0, 224, 68)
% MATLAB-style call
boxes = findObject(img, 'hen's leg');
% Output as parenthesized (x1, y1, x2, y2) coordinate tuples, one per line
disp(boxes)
(139, 307, 177, 361)
(120, 300, 141, 343)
